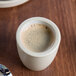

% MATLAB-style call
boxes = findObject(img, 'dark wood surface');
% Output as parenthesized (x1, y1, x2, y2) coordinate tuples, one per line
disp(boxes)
(0, 0, 76, 76)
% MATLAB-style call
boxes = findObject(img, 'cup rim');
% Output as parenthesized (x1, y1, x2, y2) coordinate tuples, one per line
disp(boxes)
(16, 17, 61, 57)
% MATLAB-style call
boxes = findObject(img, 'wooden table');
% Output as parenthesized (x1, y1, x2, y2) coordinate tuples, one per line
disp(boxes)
(0, 0, 76, 76)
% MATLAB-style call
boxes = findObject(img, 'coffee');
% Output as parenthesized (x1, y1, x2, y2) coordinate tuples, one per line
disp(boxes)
(21, 24, 54, 52)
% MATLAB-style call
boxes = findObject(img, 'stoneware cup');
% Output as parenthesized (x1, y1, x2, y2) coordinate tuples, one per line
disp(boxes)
(16, 17, 61, 71)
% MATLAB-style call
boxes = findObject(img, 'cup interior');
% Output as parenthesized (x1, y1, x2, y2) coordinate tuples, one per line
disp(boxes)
(20, 21, 56, 52)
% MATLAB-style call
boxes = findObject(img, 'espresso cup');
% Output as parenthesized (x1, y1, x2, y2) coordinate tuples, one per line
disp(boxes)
(16, 17, 61, 71)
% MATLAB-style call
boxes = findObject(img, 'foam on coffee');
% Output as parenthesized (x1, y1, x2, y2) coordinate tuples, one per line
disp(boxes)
(21, 24, 54, 52)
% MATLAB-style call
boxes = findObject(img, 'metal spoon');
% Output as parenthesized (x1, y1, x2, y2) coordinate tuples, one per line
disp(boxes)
(0, 64, 12, 76)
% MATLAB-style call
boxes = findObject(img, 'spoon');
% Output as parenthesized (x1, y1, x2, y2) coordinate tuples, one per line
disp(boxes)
(0, 64, 12, 76)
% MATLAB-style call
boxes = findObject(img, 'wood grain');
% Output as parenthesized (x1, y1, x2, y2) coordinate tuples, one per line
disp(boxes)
(0, 0, 76, 76)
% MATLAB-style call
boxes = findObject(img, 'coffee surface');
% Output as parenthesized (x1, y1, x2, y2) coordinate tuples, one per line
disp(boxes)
(21, 24, 54, 52)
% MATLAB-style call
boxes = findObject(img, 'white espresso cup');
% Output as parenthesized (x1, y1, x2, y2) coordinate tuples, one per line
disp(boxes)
(16, 17, 61, 71)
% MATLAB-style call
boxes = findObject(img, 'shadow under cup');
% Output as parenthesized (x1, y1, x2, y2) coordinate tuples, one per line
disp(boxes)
(16, 17, 61, 71)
